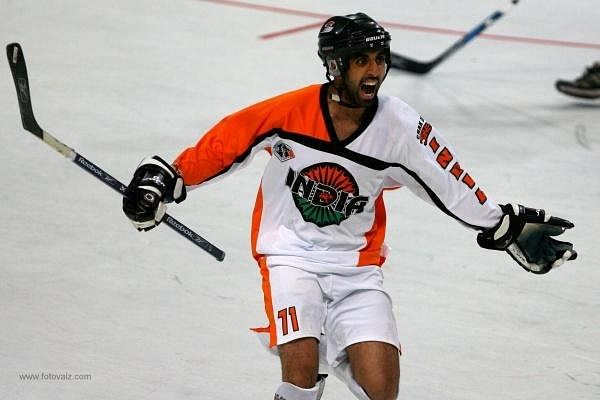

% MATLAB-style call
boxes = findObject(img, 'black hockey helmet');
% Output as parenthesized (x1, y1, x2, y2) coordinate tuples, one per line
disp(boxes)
(318, 12, 391, 80)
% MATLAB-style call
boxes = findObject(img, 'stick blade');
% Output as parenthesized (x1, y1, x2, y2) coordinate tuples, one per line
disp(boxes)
(6, 42, 43, 137)
(390, 52, 435, 74)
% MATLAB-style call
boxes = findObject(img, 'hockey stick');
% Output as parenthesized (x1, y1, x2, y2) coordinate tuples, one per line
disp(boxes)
(6, 42, 225, 262)
(390, 0, 520, 74)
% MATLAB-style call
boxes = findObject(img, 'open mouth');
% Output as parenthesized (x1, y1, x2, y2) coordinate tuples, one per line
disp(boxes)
(360, 80, 378, 99)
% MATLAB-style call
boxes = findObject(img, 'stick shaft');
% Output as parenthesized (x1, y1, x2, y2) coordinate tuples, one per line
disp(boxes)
(391, 1, 519, 74)
(6, 42, 225, 261)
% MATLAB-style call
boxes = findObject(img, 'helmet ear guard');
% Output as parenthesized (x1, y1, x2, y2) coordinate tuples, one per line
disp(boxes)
(326, 58, 341, 78)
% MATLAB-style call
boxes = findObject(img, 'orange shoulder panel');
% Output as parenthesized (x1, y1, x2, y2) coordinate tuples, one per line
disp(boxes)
(173, 84, 330, 185)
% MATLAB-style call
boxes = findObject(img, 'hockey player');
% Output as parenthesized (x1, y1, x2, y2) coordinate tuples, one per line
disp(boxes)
(122, 13, 577, 400)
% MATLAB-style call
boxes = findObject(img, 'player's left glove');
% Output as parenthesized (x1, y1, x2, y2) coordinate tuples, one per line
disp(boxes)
(477, 204, 577, 274)
(122, 155, 186, 231)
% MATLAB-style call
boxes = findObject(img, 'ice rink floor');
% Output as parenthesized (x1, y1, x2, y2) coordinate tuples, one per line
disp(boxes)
(1, 1, 599, 399)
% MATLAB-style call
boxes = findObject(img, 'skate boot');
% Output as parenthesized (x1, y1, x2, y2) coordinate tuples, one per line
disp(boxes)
(555, 62, 600, 99)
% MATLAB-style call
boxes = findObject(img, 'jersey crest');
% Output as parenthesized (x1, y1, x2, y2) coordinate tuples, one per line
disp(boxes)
(285, 162, 368, 227)
(273, 141, 295, 162)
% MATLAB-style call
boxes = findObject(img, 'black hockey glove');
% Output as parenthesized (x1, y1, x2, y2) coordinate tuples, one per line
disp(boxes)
(477, 204, 577, 274)
(122, 155, 186, 231)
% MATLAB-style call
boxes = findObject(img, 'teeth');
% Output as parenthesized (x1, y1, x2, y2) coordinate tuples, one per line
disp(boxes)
(362, 82, 376, 89)
(360, 80, 378, 97)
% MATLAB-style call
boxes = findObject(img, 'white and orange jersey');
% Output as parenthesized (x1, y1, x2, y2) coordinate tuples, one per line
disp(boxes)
(173, 83, 502, 272)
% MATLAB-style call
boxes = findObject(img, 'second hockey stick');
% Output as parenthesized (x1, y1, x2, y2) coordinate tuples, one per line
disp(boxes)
(6, 42, 225, 262)
(390, 0, 520, 74)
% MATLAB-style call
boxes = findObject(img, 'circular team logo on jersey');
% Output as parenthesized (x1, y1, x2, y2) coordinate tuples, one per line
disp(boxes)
(285, 162, 369, 227)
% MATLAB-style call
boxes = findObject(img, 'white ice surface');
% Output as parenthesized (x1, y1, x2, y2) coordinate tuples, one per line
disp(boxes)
(1, 1, 599, 399)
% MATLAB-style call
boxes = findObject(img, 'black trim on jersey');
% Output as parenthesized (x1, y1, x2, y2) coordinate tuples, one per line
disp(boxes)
(283, 130, 484, 230)
(390, 163, 484, 231)
(276, 131, 389, 170)
(202, 127, 485, 231)
(319, 83, 379, 147)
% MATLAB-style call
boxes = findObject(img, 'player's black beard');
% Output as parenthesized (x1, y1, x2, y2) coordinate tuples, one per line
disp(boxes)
(330, 81, 381, 108)
(332, 81, 377, 109)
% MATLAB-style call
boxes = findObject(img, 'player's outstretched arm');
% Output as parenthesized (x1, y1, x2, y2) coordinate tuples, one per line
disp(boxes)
(123, 156, 186, 231)
(477, 204, 577, 274)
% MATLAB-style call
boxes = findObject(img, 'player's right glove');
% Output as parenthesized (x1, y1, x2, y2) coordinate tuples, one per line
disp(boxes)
(122, 155, 186, 231)
(477, 204, 577, 274)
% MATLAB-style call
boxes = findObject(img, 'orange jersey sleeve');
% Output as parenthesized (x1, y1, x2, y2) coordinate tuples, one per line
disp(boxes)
(173, 84, 330, 186)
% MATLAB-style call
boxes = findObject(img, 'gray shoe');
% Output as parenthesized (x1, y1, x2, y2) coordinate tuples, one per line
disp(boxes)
(555, 62, 600, 99)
